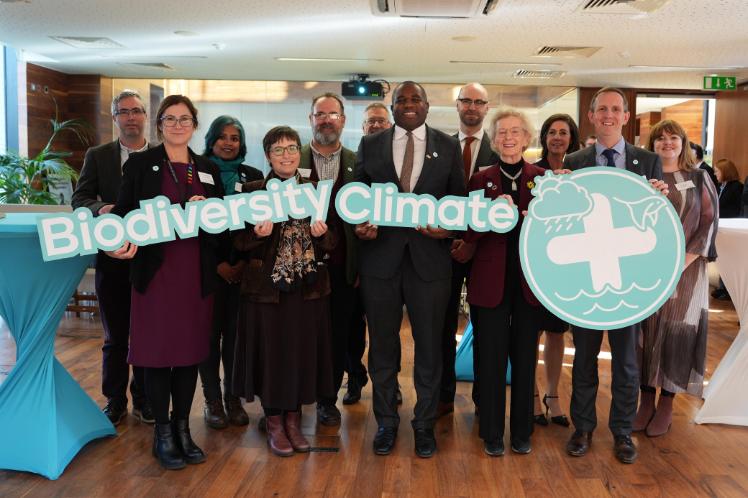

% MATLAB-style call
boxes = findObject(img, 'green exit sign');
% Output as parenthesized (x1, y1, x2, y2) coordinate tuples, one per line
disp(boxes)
(704, 76, 737, 90)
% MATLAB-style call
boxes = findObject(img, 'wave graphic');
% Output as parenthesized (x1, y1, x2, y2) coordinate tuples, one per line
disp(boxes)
(582, 300, 640, 316)
(554, 279, 662, 302)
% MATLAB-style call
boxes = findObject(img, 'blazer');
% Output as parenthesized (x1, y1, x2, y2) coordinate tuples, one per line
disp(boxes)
(463, 161, 545, 308)
(452, 130, 499, 176)
(563, 142, 663, 180)
(234, 176, 338, 304)
(112, 144, 225, 297)
(718, 179, 744, 218)
(300, 144, 358, 284)
(742, 178, 748, 218)
(354, 125, 466, 281)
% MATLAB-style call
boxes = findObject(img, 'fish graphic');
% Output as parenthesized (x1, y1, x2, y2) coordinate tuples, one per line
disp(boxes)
(613, 195, 669, 231)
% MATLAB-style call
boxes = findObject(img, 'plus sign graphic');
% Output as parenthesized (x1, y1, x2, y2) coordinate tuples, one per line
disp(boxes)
(520, 168, 684, 330)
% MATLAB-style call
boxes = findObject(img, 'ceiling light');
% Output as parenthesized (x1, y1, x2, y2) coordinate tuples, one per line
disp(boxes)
(451, 36, 477, 42)
(450, 60, 562, 67)
(276, 57, 384, 63)
(50, 36, 123, 49)
(174, 30, 199, 37)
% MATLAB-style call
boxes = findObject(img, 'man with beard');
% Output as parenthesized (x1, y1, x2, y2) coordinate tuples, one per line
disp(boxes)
(299, 93, 367, 426)
(71, 89, 153, 425)
(355, 81, 465, 457)
(438, 82, 498, 418)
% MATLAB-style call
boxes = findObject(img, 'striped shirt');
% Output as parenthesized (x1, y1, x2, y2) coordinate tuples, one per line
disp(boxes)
(310, 143, 342, 183)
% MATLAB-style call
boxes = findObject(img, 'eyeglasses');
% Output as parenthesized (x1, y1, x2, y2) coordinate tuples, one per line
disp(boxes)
(496, 127, 524, 138)
(269, 145, 300, 156)
(457, 98, 488, 107)
(365, 118, 389, 126)
(312, 112, 342, 121)
(115, 107, 146, 117)
(160, 115, 195, 128)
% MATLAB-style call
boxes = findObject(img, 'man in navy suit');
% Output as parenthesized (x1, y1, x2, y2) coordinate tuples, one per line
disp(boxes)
(355, 81, 465, 457)
(563, 87, 666, 464)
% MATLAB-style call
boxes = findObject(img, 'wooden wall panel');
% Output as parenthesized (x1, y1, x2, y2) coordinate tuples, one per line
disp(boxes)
(577, 87, 637, 145)
(661, 100, 704, 146)
(713, 87, 748, 181)
(636, 111, 661, 148)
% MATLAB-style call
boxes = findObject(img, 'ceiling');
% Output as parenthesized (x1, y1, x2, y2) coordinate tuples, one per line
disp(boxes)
(1, 0, 747, 89)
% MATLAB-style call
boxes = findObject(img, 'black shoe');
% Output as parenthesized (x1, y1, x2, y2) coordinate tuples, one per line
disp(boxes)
(414, 428, 436, 458)
(534, 413, 549, 426)
(510, 438, 532, 455)
(132, 401, 155, 424)
(103, 398, 127, 426)
(613, 434, 638, 464)
(317, 403, 341, 426)
(343, 379, 362, 405)
(224, 395, 249, 426)
(373, 426, 397, 455)
(483, 439, 504, 457)
(566, 430, 592, 457)
(203, 398, 228, 429)
(152, 423, 186, 470)
(172, 418, 206, 465)
(542, 394, 570, 427)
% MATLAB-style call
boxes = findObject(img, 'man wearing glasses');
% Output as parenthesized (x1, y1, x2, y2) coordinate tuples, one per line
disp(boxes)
(71, 89, 153, 426)
(362, 103, 392, 136)
(298, 93, 367, 427)
(438, 83, 499, 418)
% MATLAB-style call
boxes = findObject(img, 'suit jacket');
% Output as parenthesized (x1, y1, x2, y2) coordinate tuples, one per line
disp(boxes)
(699, 161, 718, 188)
(452, 130, 499, 177)
(112, 144, 225, 297)
(463, 161, 544, 308)
(563, 142, 663, 180)
(742, 177, 748, 218)
(354, 126, 466, 281)
(719, 179, 744, 218)
(300, 143, 358, 284)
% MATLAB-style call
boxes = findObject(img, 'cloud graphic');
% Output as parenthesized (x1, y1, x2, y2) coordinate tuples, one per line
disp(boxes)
(530, 179, 593, 221)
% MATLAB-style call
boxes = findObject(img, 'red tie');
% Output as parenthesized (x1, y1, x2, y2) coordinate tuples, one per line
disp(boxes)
(462, 136, 477, 181)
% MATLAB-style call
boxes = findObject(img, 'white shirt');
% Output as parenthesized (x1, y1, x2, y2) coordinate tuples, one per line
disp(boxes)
(119, 140, 148, 169)
(392, 124, 427, 192)
(458, 128, 484, 180)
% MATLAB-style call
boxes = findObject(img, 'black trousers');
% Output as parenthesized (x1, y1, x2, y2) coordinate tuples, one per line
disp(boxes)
(143, 365, 199, 424)
(570, 325, 639, 436)
(199, 279, 240, 401)
(95, 262, 145, 405)
(319, 264, 368, 405)
(471, 287, 537, 443)
(361, 252, 450, 430)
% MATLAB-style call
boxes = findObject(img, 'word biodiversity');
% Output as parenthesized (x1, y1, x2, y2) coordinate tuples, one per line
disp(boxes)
(37, 178, 518, 261)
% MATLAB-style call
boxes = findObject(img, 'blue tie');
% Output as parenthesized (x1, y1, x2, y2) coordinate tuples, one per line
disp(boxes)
(602, 148, 617, 167)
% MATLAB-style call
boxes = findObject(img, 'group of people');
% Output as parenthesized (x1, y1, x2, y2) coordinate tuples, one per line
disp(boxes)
(70, 82, 728, 470)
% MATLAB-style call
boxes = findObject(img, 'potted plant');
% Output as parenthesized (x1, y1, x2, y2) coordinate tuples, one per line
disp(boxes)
(0, 106, 93, 204)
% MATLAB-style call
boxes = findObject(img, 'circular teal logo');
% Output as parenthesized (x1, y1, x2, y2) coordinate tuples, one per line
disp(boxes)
(520, 167, 684, 330)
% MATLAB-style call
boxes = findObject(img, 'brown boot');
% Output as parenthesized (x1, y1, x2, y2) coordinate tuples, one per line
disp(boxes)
(284, 411, 311, 453)
(224, 395, 249, 426)
(266, 415, 294, 457)
(646, 393, 673, 437)
(633, 389, 655, 432)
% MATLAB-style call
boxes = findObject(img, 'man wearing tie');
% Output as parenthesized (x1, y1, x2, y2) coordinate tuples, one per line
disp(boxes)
(563, 87, 665, 464)
(438, 83, 498, 417)
(355, 81, 465, 457)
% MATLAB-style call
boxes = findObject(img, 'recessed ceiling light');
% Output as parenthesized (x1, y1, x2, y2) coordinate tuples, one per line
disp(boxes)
(174, 30, 199, 37)
(449, 60, 562, 67)
(276, 57, 384, 63)
(451, 36, 477, 42)
(50, 36, 123, 49)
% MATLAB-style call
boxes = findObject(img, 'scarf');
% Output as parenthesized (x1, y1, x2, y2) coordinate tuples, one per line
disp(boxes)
(210, 156, 245, 194)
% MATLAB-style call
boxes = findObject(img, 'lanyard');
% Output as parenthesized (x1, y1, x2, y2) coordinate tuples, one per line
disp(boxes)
(165, 158, 194, 203)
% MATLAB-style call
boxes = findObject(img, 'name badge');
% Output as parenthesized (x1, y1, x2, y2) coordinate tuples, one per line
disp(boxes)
(235, 182, 243, 193)
(198, 171, 214, 185)
(298, 168, 312, 178)
(675, 180, 695, 191)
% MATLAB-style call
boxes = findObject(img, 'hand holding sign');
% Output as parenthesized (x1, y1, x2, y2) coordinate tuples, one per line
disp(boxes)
(416, 225, 450, 239)
(310, 220, 328, 237)
(254, 220, 273, 238)
(106, 240, 138, 260)
(649, 178, 669, 196)
(355, 222, 378, 240)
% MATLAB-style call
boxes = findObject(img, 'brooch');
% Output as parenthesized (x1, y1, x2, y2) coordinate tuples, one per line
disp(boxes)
(527, 180, 535, 189)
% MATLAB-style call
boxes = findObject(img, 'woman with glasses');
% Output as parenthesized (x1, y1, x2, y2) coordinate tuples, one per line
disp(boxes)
(198, 116, 263, 430)
(108, 95, 225, 470)
(232, 126, 336, 457)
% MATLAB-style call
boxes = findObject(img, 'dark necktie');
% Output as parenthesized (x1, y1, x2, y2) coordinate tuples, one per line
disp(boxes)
(462, 136, 477, 181)
(602, 148, 617, 167)
(400, 131, 414, 192)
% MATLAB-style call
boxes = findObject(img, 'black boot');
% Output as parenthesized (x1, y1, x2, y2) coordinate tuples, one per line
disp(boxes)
(152, 423, 186, 470)
(172, 418, 206, 464)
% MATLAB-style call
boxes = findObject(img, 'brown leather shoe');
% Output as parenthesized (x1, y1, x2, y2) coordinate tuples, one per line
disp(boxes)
(266, 415, 294, 457)
(203, 399, 228, 429)
(566, 430, 592, 457)
(284, 411, 311, 453)
(613, 435, 638, 464)
(224, 395, 249, 426)
(436, 401, 454, 418)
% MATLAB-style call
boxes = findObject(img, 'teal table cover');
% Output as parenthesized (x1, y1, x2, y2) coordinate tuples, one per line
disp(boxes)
(0, 212, 115, 480)
(455, 321, 511, 384)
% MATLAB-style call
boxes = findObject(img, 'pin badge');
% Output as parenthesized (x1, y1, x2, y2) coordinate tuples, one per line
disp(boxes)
(152, 165, 159, 171)
(433, 151, 439, 158)
(347, 167, 353, 172)
(633, 159, 639, 165)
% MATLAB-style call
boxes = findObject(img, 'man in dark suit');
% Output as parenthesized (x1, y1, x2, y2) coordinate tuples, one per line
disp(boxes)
(563, 87, 666, 464)
(298, 93, 367, 425)
(355, 81, 465, 458)
(438, 82, 498, 417)
(690, 142, 718, 187)
(71, 90, 153, 425)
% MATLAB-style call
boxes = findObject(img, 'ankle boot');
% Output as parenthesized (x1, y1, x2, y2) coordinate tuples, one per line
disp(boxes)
(266, 415, 294, 457)
(633, 389, 656, 432)
(225, 395, 250, 426)
(152, 423, 186, 470)
(172, 418, 206, 464)
(284, 411, 311, 453)
(646, 394, 674, 437)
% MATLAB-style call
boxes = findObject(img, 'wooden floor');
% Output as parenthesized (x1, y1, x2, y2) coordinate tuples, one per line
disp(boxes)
(1, 298, 746, 497)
